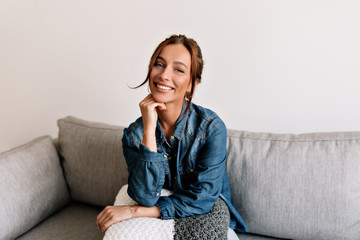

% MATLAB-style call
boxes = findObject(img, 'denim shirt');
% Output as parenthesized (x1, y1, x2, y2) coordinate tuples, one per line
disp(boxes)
(122, 102, 248, 232)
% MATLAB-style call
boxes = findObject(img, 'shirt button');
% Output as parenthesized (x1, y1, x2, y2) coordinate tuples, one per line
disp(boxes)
(171, 135, 175, 140)
(168, 156, 172, 161)
(190, 168, 194, 173)
(156, 192, 160, 196)
(163, 154, 167, 158)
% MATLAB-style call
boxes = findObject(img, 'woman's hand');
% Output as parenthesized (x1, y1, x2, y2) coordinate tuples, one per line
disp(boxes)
(139, 94, 166, 131)
(139, 94, 166, 151)
(96, 205, 133, 232)
(96, 205, 161, 232)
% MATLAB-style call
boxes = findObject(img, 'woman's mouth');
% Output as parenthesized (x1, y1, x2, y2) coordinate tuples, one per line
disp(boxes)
(155, 83, 173, 90)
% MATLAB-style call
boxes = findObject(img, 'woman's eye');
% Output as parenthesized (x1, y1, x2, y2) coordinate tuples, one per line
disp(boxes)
(176, 69, 184, 73)
(154, 62, 163, 67)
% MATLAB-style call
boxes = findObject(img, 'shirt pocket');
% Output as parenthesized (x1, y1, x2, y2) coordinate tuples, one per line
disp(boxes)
(178, 132, 202, 188)
(179, 158, 197, 190)
(180, 132, 202, 167)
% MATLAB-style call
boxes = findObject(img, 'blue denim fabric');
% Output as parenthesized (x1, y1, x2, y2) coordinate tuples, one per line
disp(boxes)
(122, 102, 248, 232)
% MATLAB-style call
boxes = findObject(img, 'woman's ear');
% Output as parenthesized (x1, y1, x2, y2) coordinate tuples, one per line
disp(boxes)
(187, 79, 200, 92)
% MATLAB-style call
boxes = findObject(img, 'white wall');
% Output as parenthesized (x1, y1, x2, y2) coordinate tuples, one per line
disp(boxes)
(1, 0, 360, 152)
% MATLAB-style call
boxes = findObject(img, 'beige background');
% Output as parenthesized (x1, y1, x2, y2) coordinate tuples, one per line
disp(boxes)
(1, 0, 360, 152)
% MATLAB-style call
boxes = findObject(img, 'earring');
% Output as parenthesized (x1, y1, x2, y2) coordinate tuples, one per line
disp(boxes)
(147, 85, 151, 93)
(185, 92, 190, 102)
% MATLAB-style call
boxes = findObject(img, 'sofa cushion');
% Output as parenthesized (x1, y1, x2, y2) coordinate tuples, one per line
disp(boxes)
(0, 136, 70, 240)
(16, 203, 104, 240)
(236, 232, 283, 240)
(226, 130, 360, 240)
(57, 116, 128, 207)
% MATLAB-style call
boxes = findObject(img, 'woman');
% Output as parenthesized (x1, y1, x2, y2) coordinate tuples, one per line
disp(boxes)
(97, 34, 247, 238)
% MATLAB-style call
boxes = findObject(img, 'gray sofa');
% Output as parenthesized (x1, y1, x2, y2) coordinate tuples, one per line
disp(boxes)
(1, 116, 359, 240)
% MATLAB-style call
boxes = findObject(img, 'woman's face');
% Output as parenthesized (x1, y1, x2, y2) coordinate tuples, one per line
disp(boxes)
(149, 44, 192, 106)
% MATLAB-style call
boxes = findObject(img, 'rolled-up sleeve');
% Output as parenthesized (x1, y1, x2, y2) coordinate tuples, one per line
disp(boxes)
(156, 196, 176, 219)
(122, 128, 168, 207)
(156, 117, 227, 219)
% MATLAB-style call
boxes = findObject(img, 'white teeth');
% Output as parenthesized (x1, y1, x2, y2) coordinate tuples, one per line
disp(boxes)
(157, 83, 172, 90)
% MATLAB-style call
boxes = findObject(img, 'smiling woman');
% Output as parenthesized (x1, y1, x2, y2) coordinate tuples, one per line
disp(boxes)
(150, 44, 192, 107)
(96, 34, 247, 239)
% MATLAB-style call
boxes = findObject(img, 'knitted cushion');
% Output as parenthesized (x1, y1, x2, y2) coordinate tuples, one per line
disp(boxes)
(104, 185, 174, 240)
(104, 185, 236, 240)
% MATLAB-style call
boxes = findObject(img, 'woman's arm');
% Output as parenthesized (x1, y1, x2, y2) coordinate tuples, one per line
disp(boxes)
(96, 205, 161, 232)
(121, 94, 169, 207)
(122, 127, 168, 207)
(96, 95, 166, 233)
(139, 94, 166, 152)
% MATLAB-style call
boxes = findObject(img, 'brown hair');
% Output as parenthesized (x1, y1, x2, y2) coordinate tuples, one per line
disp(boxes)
(135, 34, 204, 113)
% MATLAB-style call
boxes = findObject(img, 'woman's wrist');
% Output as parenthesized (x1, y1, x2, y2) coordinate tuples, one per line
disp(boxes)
(142, 130, 157, 152)
(132, 205, 161, 219)
(129, 206, 135, 218)
(143, 127, 156, 138)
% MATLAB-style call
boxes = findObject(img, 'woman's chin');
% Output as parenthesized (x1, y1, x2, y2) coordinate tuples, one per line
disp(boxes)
(150, 93, 184, 107)
(151, 94, 169, 104)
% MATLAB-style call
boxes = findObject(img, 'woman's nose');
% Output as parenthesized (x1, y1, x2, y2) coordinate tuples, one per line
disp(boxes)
(160, 67, 171, 81)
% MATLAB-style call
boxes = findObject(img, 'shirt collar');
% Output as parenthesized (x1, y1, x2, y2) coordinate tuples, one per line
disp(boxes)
(172, 101, 190, 140)
(156, 101, 190, 145)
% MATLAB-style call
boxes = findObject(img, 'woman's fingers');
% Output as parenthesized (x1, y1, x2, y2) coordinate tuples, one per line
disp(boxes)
(140, 94, 166, 111)
(139, 94, 166, 130)
(156, 102, 167, 111)
(100, 210, 115, 232)
(96, 209, 105, 228)
(139, 94, 153, 106)
(96, 208, 108, 230)
(96, 206, 133, 232)
(97, 207, 114, 232)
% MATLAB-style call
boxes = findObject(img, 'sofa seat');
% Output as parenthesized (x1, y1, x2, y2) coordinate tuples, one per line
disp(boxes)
(16, 203, 104, 240)
(237, 233, 283, 240)
(15, 201, 279, 240)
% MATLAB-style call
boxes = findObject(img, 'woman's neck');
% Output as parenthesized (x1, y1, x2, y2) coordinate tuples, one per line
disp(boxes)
(157, 101, 184, 139)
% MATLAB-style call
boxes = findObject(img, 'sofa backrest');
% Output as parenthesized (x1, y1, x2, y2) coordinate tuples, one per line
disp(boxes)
(57, 116, 128, 207)
(226, 129, 360, 240)
(57, 116, 360, 240)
